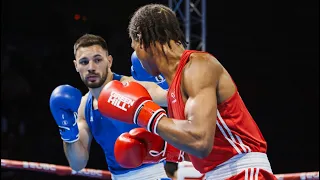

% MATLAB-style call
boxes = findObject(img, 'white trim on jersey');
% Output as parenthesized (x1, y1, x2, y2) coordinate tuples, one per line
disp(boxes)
(111, 163, 167, 180)
(204, 152, 273, 180)
(216, 110, 250, 154)
(236, 135, 248, 153)
(255, 168, 260, 180)
(249, 168, 255, 180)
(216, 120, 242, 154)
(236, 134, 252, 153)
(244, 168, 249, 180)
(242, 167, 261, 180)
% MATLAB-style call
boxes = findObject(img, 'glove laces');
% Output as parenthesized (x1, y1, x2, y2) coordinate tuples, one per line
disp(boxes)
(149, 141, 168, 162)
(148, 142, 185, 163)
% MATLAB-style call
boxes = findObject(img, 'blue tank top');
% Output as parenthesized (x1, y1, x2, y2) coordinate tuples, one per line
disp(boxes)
(84, 73, 156, 175)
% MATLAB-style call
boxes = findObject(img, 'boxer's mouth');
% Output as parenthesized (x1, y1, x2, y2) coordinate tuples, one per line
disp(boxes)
(86, 75, 99, 81)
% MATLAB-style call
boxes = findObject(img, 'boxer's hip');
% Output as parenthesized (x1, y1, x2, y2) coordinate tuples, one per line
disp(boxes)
(205, 152, 273, 180)
(111, 163, 168, 180)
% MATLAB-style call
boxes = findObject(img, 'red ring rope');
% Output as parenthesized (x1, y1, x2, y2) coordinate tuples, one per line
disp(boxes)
(1, 159, 318, 180)
(1, 159, 111, 179)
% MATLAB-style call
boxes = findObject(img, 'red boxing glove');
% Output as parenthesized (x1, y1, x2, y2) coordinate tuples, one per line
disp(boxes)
(98, 80, 166, 134)
(114, 128, 185, 168)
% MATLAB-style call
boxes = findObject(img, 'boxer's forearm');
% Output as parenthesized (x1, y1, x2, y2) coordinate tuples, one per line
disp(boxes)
(156, 117, 213, 158)
(136, 81, 168, 107)
(63, 139, 89, 171)
(121, 76, 168, 107)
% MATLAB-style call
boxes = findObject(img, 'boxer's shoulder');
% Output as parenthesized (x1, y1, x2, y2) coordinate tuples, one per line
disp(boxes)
(184, 54, 221, 77)
(182, 54, 223, 96)
(188, 52, 219, 67)
(189, 51, 216, 60)
(81, 92, 90, 105)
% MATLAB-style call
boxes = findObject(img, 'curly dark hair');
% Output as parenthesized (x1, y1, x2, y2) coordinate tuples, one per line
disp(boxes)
(128, 4, 187, 50)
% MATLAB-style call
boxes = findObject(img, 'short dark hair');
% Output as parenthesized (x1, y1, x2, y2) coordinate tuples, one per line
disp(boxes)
(128, 4, 187, 50)
(73, 34, 108, 57)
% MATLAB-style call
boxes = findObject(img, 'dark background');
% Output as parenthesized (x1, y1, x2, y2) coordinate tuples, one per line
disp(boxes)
(1, 0, 318, 179)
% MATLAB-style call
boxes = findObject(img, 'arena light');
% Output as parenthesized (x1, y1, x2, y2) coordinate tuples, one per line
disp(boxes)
(74, 14, 81, 21)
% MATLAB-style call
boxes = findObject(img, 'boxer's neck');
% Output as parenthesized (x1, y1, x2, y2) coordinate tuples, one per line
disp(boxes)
(89, 69, 113, 100)
(155, 41, 185, 85)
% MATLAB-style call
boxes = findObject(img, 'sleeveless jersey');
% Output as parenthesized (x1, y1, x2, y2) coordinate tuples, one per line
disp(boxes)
(85, 73, 155, 175)
(167, 50, 267, 174)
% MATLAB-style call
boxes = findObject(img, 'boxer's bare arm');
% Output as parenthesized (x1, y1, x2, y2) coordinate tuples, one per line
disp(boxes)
(121, 76, 168, 107)
(63, 93, 93, 171)
(157, 54, 222, 158)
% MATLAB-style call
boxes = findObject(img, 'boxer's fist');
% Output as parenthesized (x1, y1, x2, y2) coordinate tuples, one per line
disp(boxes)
(49, 85, 82, 143)
(131, 51, 151, 80)
(114, 128, 165, 168)
(131, 51, 169, 90)
(114, 128, 185, 168)
(98, 80, 166, 134)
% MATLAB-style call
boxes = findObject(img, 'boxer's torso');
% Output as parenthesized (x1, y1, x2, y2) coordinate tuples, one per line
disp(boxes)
(167, 50, 267, 174)
(84, 73, 154, 175)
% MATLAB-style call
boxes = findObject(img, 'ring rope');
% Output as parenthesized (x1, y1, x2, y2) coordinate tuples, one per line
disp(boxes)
(1, 159, 318, 180)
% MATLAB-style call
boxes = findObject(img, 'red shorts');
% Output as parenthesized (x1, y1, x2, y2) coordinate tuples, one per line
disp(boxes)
(226, 168, 277, 180)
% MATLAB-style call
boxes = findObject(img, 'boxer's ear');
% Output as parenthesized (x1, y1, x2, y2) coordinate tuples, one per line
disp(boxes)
(107, 55, 113, 68)
(73, 60, 79, 72)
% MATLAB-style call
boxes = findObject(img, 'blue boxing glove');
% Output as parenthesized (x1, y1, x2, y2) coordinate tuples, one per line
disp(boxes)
(131, 51, 169, 90)
(49, 85, 82, 143)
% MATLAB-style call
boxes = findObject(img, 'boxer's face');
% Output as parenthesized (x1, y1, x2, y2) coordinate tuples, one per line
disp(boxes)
(74, 45, 113, 88)
(131, 38, 160, 76)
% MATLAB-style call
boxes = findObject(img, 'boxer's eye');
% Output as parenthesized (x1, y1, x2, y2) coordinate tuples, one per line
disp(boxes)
(79, 60, 89, 65)
(94, 58, 102, 63)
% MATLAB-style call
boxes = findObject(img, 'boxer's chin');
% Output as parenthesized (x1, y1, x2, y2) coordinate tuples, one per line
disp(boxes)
(84, 74, 108, 88)
(84, 79, 104, 88)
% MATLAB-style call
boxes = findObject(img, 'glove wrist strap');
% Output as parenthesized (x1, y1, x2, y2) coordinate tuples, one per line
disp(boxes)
(59, 122, 79, 143)
(151, 112, 166, 135)
(134, 100, 167, 134)
(62, 136, 79, 143)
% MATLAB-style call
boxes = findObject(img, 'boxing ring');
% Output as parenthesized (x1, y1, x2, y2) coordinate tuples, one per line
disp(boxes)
(1, 159, 319, 180)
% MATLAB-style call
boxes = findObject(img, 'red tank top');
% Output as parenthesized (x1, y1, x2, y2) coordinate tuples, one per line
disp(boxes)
(167, 50, 267, 174)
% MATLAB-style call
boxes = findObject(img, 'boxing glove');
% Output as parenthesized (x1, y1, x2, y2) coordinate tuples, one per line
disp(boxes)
(98, 80, 166, 134)
(131, 51, 169, 90)
(114, 128, 185, 168)
(49, 85, 82, 143)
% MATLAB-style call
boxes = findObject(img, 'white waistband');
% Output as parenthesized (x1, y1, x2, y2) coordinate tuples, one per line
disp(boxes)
(205, 152, 273, 180)
(111, 163, 168, 180)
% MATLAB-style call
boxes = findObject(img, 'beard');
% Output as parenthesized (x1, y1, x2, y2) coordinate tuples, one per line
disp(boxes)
(82, 71, 108, 88)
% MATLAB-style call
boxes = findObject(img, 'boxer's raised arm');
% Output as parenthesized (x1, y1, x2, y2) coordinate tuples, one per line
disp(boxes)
(157, 55, 222, 158)
(121, 76, 168, 107)
(63, 94, 93, 171)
